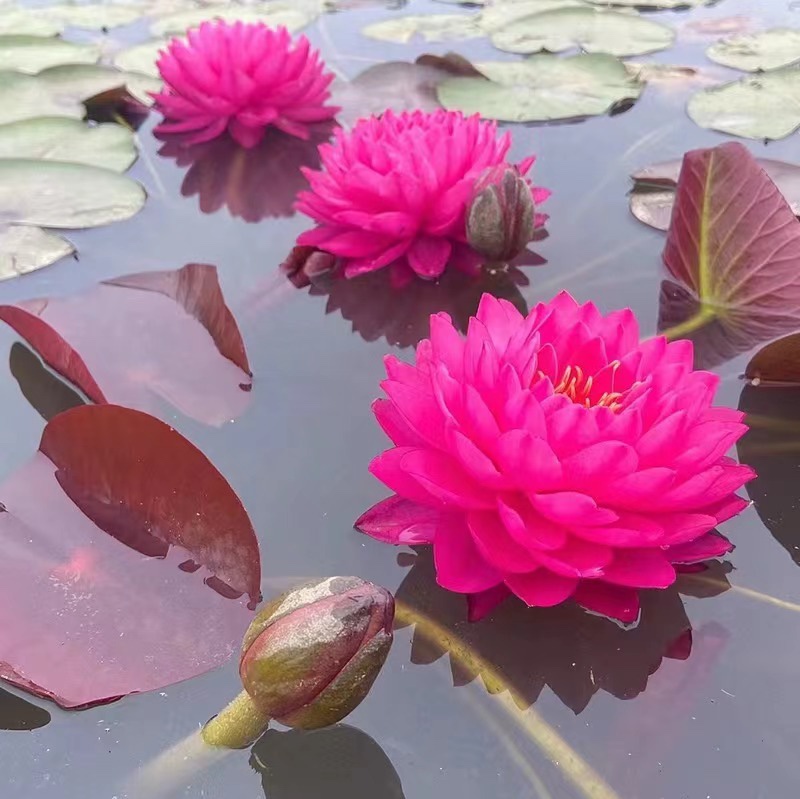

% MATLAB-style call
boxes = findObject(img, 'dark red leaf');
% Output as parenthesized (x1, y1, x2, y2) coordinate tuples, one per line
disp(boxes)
(659, 142, 800, 368)
(0, 264, 252, 426)
(0, 404, 261, 709)
(745, 332, 800, 384)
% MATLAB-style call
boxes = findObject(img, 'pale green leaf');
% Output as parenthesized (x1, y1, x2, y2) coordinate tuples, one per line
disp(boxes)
(707, 29, 800, 72)
(362, 14, 483, 43)
(112, 38, 169, 78)
(38, 4, 144, 30)
(150, 5, 316, 36)
(0, 224, 74, 278)
(0, 34, 99, 74)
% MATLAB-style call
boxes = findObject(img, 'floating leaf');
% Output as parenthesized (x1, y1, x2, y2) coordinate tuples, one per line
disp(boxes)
(0, 225, 74, 279)
(706, 28, 800, 72)
(478, 0, 589, 33)
(688, 68, 800, 140)
(491, 7, 675, 57)
(0, 9, 61, 36)
(0, 159, 143, 228)
(112, 38, 168, 78)
(586, 0, 704, 6)
(38, 4, 144, 30)
(362, 13, 482, 43)
(744, 335, 800, 385)
(438, 52, 642, 122)
(0, 34, 99, 74)
(631, 157, 800, 231)
(0, 263, 253, 425)
(0, 118, 136, 171)
(151, 5, 316, 36)
(0, 404, 260, 709)
(659, 142, 800, 369)
(0, 65, 161, 125)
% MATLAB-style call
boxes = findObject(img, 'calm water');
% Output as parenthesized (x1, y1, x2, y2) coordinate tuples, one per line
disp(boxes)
(2, 0, 800, 797)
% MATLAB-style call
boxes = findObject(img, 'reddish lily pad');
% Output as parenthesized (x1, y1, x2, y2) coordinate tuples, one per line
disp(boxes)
(0, 263, 252, 426)
(658, 142, 800, 368)
(744, 334, 800, 385)
(0, 404, 260, 709)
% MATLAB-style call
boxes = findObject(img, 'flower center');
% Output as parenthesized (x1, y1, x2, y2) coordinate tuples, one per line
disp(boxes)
(551, 361, 624, 411)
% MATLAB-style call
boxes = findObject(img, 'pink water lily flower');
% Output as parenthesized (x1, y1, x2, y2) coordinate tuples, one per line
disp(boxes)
(356, 292, 755, 623)
(152, 22, 339, 148)
(295, 109, 550, 283)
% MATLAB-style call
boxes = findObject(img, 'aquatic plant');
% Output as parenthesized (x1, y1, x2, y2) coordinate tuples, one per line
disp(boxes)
(296, 109, 549, 284)
(356, 292, 755, 623)
(152, 21, 338, 148)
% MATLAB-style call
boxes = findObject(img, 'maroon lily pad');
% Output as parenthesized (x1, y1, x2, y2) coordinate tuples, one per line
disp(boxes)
(0, 263, 252, 426)
(658, 142, 800, 369)
(0, 404, 260, 709)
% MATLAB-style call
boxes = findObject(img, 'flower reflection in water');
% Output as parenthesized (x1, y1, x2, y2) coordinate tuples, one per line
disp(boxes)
(157, 125, 333, 221)
(250, 724, 405, 799)
(395, 549, 730, 714)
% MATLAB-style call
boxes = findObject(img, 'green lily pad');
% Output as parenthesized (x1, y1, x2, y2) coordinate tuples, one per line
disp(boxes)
(0, 35, 99, 74)
(586, 0, 704, 7)
(0, 225, 74, 279)
(0, 159, 144, 228)
(112, 38, 169, 78)
(39, 4, 144, 30)
(0, 10, 62, 36)
(491, 6, 675, 57)
(688, 68, 800, 140)
(479, 0, 589, 33)
(150, 5, 316, 37)
(707, 29, 800, 72)
(0, 65, 161, 125)
(362, 14, 482, 43)
(437, 52, 643, 122)
(0, 118, 136, 172)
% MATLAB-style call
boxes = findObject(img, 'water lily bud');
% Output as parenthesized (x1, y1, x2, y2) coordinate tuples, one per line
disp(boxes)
(202, 577, 394, 749)
(466, 164, 536, 263)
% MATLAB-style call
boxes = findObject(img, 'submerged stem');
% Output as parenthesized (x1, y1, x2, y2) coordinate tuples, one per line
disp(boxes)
(202, 690, 272, 750)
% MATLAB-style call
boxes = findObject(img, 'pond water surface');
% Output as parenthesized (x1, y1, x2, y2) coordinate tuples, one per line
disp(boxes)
(2, 0, 800, 797)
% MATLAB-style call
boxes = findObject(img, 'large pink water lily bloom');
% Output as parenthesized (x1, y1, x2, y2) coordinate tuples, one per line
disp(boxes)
(152, 22, 339, 149)
(295, 109, 550, 282)
(356, 292, 755, 623)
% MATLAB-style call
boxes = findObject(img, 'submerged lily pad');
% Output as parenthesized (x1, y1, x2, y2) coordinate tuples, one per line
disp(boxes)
(0, 118, 136, 171)
(0, 65, 161, 124)
(438, 52, 643, 122)
(151, 5, 316, 36)
(0, 34, 99, 74)
(688, 68, 800, 140)
(0, 264, 253, 425)
(491, 6, 675, 57)
(0, 404, 260, 709)
(362, 14, 482, 43)
(0, 160, 144, 228)
(478, 0, 589, 33)
(0, 225, 74, 279)
(707, 29, 800, 72)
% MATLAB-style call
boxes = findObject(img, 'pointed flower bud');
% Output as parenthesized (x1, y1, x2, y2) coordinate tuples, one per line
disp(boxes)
(202, 577, 394, 749)
(466, 164, 536, 263)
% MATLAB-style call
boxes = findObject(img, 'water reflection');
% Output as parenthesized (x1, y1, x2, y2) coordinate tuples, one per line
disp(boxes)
(0, 688, 50, 731)
(9, 342, 85, 422)
(738, 384, 800, 567)
(395, 550, 730, 714)
(157, 126, 333, 222)
(250, 724, 405, 799)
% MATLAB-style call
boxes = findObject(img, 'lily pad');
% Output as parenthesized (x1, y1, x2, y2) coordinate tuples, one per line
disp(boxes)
(707, 29, 800, 72)
(112, 38, 169, 78)
(586, 0, 704, 6)
(362, 14, 482, 43)
(0, 65, 161, 125)
(630, 156, 800, 230)
(491, 6, 675, 56)
(438, 52, 643, 122)
(0, 264, 253, 426)
(478, 0, 589, 33)
(659, 142, 800, 369)
(0, 159, 143, 228)
(0, 118, 136, 171)
(688, 68, 800, 140)
(0, 404, 260, 709)
(0, 225, 74, 279)
(150, 5, 316, 36)
(0, 9, 61, 36)
(0, 34, 99, 74)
